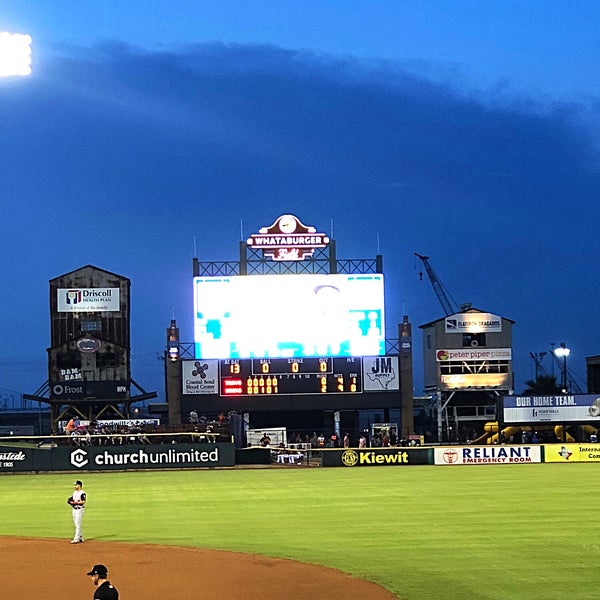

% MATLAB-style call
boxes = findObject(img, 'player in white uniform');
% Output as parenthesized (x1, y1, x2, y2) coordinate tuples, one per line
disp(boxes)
(69, 480, 86, 543)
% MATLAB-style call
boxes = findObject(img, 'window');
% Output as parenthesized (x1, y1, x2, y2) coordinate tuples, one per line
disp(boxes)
(56, 353, 81, 370)
(80, 319, 102, 333)
(462, 333, 486, 348)
(98, 352, 116, 368)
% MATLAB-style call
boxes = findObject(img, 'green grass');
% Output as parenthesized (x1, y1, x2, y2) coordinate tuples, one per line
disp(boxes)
(1, 464, 599, 599)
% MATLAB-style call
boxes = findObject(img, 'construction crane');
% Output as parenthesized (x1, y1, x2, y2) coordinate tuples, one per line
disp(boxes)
(414, 253, 460, 316)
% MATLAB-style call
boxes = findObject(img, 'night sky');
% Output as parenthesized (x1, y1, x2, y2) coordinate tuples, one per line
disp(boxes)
(1, 1, 599, 402)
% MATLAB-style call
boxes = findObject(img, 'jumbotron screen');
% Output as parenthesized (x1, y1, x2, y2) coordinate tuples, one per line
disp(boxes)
(193, 273, 385, 359)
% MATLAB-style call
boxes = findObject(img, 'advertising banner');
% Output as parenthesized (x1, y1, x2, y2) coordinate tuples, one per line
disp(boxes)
(182, 359, 219, 395)
(434, 445, 542, 465)
(436, 348, 512, 361)
(322, 447, 430, 467)
(544, 444, 600, 463)
(445, 312, 502, 334)
(0, 443, 235, 473)
(57, 288, 120, 312)
(0, 446, 35, 472)
(50, 380, 129, 400)
(503, 394, 600, 423)
(363, 356, 400, 391)
(57, 443, 235, 471)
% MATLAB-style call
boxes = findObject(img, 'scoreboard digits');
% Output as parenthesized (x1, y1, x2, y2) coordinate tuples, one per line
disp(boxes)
(220, 357, 362, 396)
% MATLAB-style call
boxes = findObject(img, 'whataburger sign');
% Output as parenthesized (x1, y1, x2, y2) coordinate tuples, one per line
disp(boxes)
(246, 214, 329, 261)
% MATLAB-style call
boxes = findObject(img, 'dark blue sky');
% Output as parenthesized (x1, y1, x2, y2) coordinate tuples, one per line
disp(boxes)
(1, 2, 599, 400)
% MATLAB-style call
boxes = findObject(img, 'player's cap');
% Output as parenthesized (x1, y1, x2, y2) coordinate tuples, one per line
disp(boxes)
(87, 565, 108, 578)
(74, 480, 83, 486)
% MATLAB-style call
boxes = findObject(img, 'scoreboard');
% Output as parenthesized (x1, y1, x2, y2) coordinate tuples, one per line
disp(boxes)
(220, 357, 362, 396)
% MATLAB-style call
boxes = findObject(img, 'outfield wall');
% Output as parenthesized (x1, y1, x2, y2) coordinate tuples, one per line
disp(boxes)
(0, 443, 235, 473)
(2, 441, 599, 473)
(322, 443, 600, 467)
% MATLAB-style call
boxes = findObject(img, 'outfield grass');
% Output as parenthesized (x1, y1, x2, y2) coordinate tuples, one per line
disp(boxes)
(1, 464, 598, 599)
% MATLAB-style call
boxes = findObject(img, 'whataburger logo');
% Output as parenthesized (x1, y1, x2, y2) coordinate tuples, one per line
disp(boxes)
(341, 449, 409, 466)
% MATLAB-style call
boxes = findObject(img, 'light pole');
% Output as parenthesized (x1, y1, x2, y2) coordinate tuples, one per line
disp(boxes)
(554, 343, 570, 393)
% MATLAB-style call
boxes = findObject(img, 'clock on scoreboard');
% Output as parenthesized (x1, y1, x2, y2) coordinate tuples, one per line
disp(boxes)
(220, 357, 363, 396)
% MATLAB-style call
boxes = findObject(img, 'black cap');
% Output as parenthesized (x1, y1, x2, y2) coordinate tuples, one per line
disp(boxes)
(87, 565, 108, 578)
(74, 480, 83, 486)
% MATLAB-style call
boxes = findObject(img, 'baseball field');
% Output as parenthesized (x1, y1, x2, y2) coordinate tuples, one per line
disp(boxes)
(0, 463, 598, 599)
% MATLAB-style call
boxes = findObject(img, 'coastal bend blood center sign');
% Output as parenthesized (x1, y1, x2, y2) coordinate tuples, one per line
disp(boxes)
(57, 288, 120, 312)
(246, 214, 329, 261)
(182, 359, 218, 394)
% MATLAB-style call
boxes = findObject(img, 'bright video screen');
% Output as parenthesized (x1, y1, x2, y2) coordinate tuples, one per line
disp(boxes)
(193, 273, 385, 359)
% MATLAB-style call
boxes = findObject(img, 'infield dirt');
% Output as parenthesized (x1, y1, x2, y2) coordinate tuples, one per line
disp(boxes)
(1, 537, 397, 599)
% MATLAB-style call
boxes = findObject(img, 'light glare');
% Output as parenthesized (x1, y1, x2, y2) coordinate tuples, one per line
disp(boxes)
(0, 32, 32, 77)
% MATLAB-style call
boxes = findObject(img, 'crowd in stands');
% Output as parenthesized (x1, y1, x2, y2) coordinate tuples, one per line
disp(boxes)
(60, 413, 231, 446)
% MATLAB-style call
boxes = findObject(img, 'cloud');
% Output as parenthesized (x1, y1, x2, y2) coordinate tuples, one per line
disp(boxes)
(1, 41, 599, 394)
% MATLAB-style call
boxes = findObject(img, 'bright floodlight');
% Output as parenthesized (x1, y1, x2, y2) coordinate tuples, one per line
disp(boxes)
(0, 32, 32, 77)
(554, 344, 570, 358)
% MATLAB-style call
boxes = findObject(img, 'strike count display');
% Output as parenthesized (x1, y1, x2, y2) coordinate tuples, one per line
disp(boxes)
(221, 357, 362, 396)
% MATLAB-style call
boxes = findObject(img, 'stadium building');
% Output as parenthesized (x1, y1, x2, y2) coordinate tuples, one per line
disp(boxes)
(163, 214, 414, 444)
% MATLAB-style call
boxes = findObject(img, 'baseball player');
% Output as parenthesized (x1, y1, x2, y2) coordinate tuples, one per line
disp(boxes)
(86, 564, 119, 599)
(67, 479, 86, 543)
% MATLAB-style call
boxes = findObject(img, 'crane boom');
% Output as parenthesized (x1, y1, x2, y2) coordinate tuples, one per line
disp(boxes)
(415, 253, 460, 316)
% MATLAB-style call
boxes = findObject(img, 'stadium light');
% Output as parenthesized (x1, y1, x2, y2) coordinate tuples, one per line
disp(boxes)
(554, 343, 570, 393)
(0, 32, 32, 77)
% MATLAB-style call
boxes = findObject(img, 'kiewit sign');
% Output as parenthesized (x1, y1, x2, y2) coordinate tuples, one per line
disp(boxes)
(57, 288, 120, 312)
